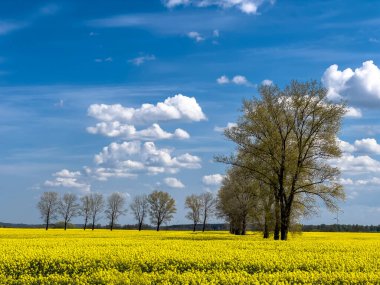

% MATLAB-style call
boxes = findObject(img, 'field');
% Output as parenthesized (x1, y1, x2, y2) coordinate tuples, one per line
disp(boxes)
(1, 229, 380, 284)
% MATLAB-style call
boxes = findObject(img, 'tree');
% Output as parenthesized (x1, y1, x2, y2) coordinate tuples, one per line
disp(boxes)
(185, 194, 202, 232)
(217, 167, 257, 235)
(200, 192, 216, 232)
(147, 190, 176, 231)
(80, 195, 91, 230)
(58, 193, 79, 230)
(220, 80, 346, 240)
(105, 192, 126, 231)
(90, 193, 104, 231)
(37, 191, 59, 230)
(130, 194, 149, 231)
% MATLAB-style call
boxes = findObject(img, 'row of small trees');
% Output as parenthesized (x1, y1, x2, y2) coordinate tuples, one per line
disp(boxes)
(37, 191, 217, 231)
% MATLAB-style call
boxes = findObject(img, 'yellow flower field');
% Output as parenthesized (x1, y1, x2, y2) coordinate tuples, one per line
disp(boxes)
(0, 229, 380, 284)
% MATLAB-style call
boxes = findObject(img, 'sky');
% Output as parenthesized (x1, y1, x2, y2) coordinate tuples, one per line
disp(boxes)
(1, 0, 380, 226)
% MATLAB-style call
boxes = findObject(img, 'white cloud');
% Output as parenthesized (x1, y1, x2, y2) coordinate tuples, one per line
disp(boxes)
(164, 0, 190, 8)
(164, 177, 185, 188)
(322, 60, 380, 107)
(202, 174, 225, 185)
(188, 31, 204, 42)
(53, 169, 81, 178)
(232, 75, 249, 85)
(354, 138, 380, 155)
(128, 54, 155, 66)
(217, 75, 251, 86)
(214, 122, 237, 132)
(331, 153, 380, 174)
(261, 79, 273, 86)
(88, 94, 206, 124)
(213, 29, 220, 38)
(162, 0, 271, 14)
(337, 138, 380, 155)
(87, 122, 190, 140)
(344, 106, 362, 118)
(93, 141, 201, 178)
(44, 169, 90, 192)
(94, 57, 113, 63)
(217, 75, 230, 84)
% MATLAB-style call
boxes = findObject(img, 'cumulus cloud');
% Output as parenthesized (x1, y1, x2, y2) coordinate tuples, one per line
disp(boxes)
(214, 122, 237, 132)
(188, 31, 204, 42)
(128, 54, 155, 66)
(337, 138, 380, 155)
(164, 177, 185, 188)
(162, 0, 272, 14)
(92, 141, 201, 179)
(330, 153, 380, 174)
(202, 174, 225, 185)
(261, 79, 273, 86)
(322, 60, 380, 107)
(44, 169, 90, 192)
(217, 75, 229, 84)
(344, 106, 362, 118)
(87, 122, 190, 140)
(88, 94, 206, 124)
(217, 75, 251, 86)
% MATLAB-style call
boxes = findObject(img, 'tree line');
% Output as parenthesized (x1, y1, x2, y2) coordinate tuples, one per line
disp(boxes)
(37, 190, 217, 231)
(215, 80, 346, 240)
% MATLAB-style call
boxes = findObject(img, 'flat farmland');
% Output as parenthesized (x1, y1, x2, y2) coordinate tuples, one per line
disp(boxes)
(1, 229, 380, 284)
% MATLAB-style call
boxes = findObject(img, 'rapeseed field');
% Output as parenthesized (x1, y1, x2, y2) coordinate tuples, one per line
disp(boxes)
(0, 229, 379, 284)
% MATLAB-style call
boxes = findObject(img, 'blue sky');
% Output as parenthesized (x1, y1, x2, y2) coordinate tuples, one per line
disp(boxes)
(1, 0, 380, 225)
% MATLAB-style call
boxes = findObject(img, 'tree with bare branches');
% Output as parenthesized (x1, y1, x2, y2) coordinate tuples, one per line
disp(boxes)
(58, 193, 79, 230)
(185, 194, 202, 232)
(130, 194, 149, 231)
(105, 192, 126, 231)
(37, 191, 59, 230)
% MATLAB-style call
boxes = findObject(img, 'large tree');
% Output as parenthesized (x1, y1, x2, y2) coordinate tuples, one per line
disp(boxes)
(58, 193, 79, 230)
(105, 192, 126, 231)
(147, 190, 176, 231)
(220, 80, 346, 240)
(37, 191, 59, 230)
(130, 194, 149, 231)
(184, 194, 202, 232)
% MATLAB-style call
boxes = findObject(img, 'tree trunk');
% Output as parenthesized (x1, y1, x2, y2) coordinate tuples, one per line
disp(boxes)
(274, 198, 280, 240)
(45, 212, 49, 231)
(280, 204, 290, 241)
(193, 222, 196, 232)
(92, 216, 96, 230)
(110, 216, 114, 231)
(64, 220, 67, 231)
(241, 215, 246, 235)
(202, 214, 207, 232)
(156, 222, 160, 231)
(138, 222, 142, 231)
(83, 216, 88, 230)
(263, 220, 269, 239)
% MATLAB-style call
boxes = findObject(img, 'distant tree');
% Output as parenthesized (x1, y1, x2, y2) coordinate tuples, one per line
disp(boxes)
(80, 195, 91, 230)
(105, 192, 126, 231)
(37, 191, 59, 230)
(58, 193, 79, 231)
(130, 194, 149, 231)
(147, 190, 176, 231)
(200, 192, 216, 232)
(90, 193, 104, 230)
(184, 194, 202, 232)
